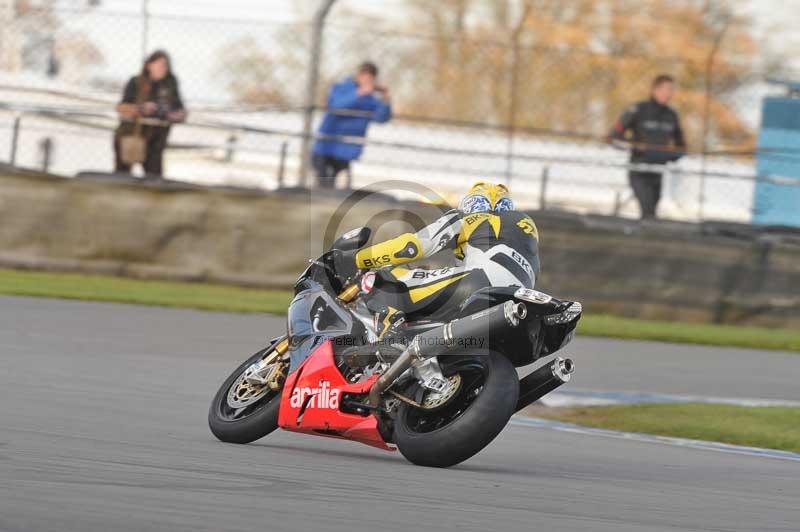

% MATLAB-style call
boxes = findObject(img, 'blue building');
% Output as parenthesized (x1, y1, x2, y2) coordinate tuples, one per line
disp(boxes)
(753, 79, 800, 227)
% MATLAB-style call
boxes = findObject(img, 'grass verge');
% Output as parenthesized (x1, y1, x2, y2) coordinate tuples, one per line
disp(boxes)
(1, 268, 798, 352)
(578, 313, 800, 352)
(533, 403, 800, 453)
(0, 268, 292, 314)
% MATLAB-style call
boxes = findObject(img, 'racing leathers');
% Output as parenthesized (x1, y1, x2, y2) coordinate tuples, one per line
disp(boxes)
(347, 208, 541, 329)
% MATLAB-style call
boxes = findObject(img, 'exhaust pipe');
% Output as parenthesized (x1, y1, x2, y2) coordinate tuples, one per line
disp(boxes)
(368, 300, 526, 406)
(514, 357, 574, 412)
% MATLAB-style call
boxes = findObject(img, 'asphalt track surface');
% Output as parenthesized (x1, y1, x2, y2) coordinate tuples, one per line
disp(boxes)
(2, 295, 798, 532)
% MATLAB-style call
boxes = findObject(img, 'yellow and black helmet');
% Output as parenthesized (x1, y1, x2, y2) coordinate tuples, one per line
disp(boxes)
(458, 182, 515, 213)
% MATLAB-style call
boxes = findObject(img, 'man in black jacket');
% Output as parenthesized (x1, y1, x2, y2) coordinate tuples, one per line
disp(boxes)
(611, 74, 686, 219)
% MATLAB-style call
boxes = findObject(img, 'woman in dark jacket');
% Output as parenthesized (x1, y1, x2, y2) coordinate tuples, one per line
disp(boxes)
(114, 50, 186, 177)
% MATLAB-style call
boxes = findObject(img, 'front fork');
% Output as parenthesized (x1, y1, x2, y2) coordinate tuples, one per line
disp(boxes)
(257, 283, 362, 390)
(245, 336, 290, 391)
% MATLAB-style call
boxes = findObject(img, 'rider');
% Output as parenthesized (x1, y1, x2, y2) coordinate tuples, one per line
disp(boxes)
(336, 182, 541, 340)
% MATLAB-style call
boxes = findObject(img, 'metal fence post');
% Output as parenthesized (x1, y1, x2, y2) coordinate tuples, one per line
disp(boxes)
(503, 45, 517, 186)
(539, 165, 549, 210)
(39, 137, 52, 173)
(141, 0, 150, 58)
(224, 134, 237, 162)
(504, 2, 532, 187)
(277, 140, 288, 188)
(298, 0, 337, 188)
(9, 114, 21, 166)
(698, 19, 730, 222)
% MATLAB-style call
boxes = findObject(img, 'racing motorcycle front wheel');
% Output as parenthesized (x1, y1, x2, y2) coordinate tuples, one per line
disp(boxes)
(208, 340, 287, 444)
(394, 351, 519, 468)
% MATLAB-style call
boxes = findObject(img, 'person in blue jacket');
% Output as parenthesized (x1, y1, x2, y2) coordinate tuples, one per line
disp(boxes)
(312, 62, 392, 188)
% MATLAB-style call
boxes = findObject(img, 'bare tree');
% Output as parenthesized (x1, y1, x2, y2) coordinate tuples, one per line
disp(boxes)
(1, 1, 103, 81)
(395, 0, 760, 151)
(215, 37, 288, 106)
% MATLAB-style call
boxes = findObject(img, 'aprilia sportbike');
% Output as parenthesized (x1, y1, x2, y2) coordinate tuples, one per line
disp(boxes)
(209, 227, 580, 467)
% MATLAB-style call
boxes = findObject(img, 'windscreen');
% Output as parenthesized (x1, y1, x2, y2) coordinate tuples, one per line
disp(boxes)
(286, 286, 351, 370)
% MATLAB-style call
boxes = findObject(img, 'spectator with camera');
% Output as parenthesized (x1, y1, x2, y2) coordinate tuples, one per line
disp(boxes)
(114, 50, 186, 179)
(312, 61, 392, 188)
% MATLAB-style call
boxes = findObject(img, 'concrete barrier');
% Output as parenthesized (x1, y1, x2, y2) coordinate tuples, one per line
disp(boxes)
(0, 172, 445, 286)
(2, 171, 799, 328)
(537, 213, 800, 328)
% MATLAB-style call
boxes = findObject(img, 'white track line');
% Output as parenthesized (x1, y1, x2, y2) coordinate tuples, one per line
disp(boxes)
(541, 390, 800, 408)
(510, 416, 800, 463)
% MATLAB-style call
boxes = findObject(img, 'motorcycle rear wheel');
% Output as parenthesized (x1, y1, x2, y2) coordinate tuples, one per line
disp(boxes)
(394, 351, 519, 468)
(208, 343, 284, 444)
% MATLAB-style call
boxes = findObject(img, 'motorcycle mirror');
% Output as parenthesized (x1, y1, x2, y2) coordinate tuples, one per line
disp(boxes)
(332, 226, 371, 251)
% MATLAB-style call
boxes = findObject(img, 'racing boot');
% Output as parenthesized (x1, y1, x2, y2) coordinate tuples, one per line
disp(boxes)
(341, 304, 405, 369)
(375, 306, 406, 343)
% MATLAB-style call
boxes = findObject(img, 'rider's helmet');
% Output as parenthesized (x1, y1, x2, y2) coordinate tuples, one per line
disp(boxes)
(458, 182, 515, 213)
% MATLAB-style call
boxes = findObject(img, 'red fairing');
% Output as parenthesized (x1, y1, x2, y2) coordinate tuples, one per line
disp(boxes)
(278, 340, 393, 451)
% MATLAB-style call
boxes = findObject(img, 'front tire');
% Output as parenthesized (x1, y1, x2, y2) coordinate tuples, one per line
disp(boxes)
(208, 343, 284, 444)
(394, 351, 519, 468)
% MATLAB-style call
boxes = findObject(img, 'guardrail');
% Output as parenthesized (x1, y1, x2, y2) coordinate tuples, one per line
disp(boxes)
(1, 100, 797, 222)
(0, 100, 771, 177)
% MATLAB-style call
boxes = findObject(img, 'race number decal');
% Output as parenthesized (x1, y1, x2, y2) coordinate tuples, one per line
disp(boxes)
(517, 218, 538, 238)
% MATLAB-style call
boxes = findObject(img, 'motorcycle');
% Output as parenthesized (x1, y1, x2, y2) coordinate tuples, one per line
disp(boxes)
(209, 226, 581, 467)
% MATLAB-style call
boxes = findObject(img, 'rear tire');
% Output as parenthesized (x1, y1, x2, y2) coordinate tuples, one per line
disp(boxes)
(394, 351, 519, 468)
(208, 345, 283, 444)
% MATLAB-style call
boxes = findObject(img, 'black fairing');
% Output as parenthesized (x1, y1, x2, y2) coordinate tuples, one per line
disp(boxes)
(332, 226, 371, 252)
(455, 287, 580, 366)
(287, 280, 364, 371)
(294, 251, 344, 295)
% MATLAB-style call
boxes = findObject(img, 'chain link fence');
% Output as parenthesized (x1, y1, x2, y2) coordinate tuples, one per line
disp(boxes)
(1, 0, 797, 223)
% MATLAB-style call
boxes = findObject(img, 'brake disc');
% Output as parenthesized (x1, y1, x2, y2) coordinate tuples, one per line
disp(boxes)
(227, 371, 270, 409)
(420, 374, 462, 410)
(226, 358, 285, 409)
